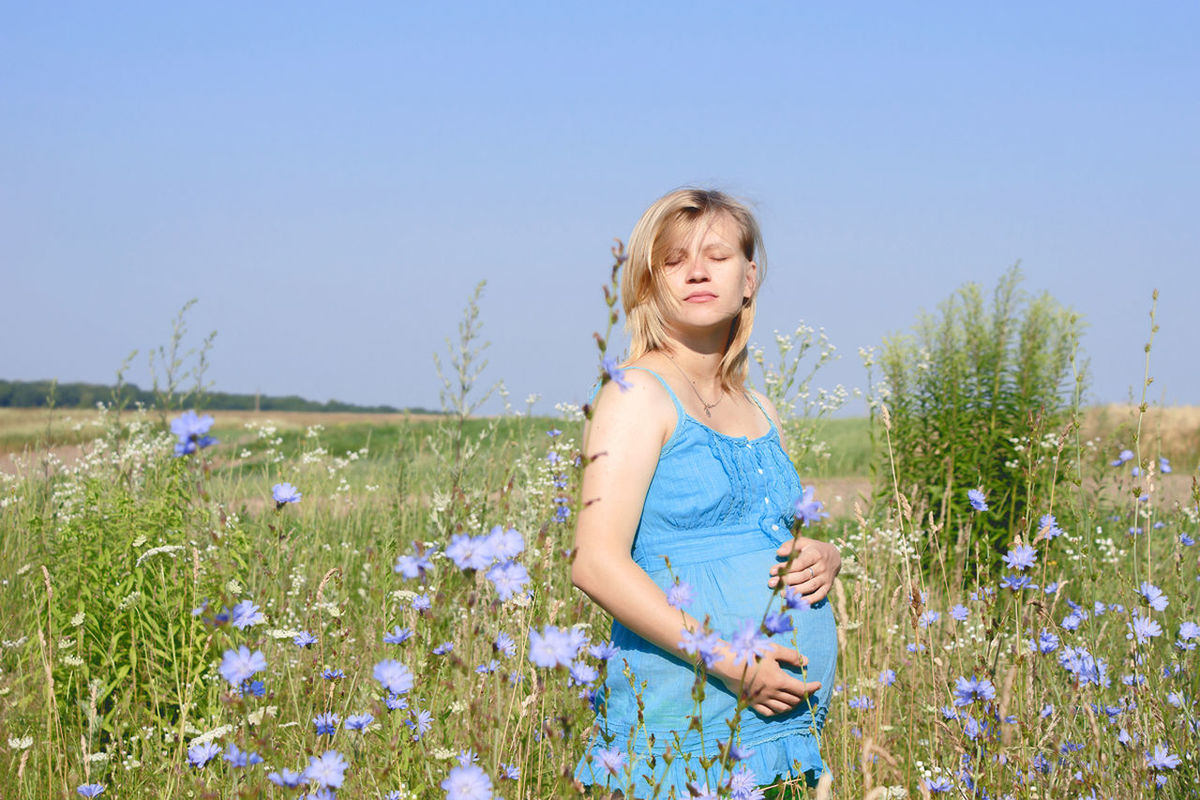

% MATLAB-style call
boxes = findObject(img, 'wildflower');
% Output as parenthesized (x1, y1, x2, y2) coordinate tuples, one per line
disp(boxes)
(381, 626, 412, 645)
(171, 410, 217, 456)
(666, 579, 694, 610)
(569, 660, 599, 687)
(385, 693, 408, 711)
(529, 625, 582, 668)
(602, 355, 632, 391)
(322, 668, 345, 680)
(728, 766, 764, 800)
(847, 695, 874, 709)
(764, 611, 793, 634)
(230, 600, 265, 630)
(313, 712, 339, 735)
(1111, 449, 1133, 466)
(1146, 742, 1182, 771)
(485, 525, 525, 560)
(294, 631, 317, 647)
(304, 750, 349, 788)
(1039, 513, 1064, 539)
(923, 776, 954, 793)
(793, 486, 828, 526)
(879, 668, 896, 686)
(953, 675, 997, 707)
(412, 594, 432, 611)
(446, 533, 495, 571)
(1001, 544, 1037, 571)
(239, 679, 265, 698)
(441, 763, 493, 799)
(394, 545, 435, 579)
(999, 573, 1032, 591)
(679, 627, 723, 669)
(374, 659, 414, 694)
(500, 762, 521, 780)
(346, 713, 374, 731)
(589, 640, 619, 660)
(272, 482, 302, 507)
(268, 768, 306, 787)
(219, 646, 266, 687)
(475, 659, 499, 674)
(1128, 613, 1163, 643)
(783, 585, 810, 611)
(1178, 621, 1200, 644)
(187, 741, 221, 768)
(1159, 456, 1172, 473)
(1029, 630, 1059, 654)
(223, 741, 263, 767)
(950, 604, 969, 622)
(433, 642, 454, 655)
(918, 610, 940, 628)
(1140, 582, 1168, 611)
(486, 560, 530, 602)
(1040, 704, 1054, 718)
(410, 708, 433, 739)
(495, 632, 517, 657)
(967, 489, 987, 512)
(729, 619, 772, 666)
(76, 785, 105, 798)
(941, 706, 959, 720)
(1181, 533, 1195, 546)
(1062, 612, 1083, 631)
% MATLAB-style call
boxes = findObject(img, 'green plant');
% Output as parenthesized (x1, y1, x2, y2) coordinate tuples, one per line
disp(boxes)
(878, 264, 1085, 577)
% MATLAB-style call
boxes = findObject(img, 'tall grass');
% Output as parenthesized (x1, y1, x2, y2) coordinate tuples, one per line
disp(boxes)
(0, 273, 1196, 798)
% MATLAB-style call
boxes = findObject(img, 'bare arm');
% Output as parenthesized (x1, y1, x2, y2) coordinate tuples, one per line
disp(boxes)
(573, 375, 818, 715)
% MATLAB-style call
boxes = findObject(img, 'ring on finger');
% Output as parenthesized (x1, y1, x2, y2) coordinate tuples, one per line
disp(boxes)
(808, 566, 815, 579)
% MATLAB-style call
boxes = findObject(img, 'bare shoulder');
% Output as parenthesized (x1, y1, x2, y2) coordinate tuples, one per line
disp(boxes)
(747, 387, 785, 431)
(588, 367, 676, 447)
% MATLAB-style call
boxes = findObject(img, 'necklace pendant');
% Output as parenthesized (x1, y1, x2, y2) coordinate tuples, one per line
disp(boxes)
(704, 407, 713, 418)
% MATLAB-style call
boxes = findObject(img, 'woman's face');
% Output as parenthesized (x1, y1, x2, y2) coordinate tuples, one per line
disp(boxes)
(659, 212, 757, 338)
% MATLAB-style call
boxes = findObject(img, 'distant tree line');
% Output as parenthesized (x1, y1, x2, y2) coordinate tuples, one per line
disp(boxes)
(0, 379, 439, 415)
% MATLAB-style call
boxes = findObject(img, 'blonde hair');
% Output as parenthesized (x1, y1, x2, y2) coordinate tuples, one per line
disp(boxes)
(623, 188, 766, 390)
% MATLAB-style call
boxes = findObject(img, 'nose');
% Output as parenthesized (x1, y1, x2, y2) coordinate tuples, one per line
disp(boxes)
(685, 253, 710, 283)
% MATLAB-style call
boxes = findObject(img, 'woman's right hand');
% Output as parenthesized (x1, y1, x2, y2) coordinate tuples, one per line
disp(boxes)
(715, 644, 822, 717)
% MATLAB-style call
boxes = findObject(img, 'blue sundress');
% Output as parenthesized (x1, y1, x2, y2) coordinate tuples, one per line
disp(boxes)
(575, 366, 838, 798)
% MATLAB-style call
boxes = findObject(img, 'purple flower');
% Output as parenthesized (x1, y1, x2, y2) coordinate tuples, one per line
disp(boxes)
(346, 712, 374, 731)
(394, 545, 434, 579)
(918, 610, 940, 628)
(1111, 449, 1133, 467)
(950, 604, 969, 622)
(441, 763, 493, 799)
(383, 626, 412, 644)
(792, 486, 828, 526)
(729, 619, 772, 666)
(432, 641, 454, 655)
(223, 741, 263, 768)
(272, 482, 301, 506)
(728, 766, 763, 800)
(485, 525, 525, 560)
(528, 625, 582, 668)
(293, 631, 317, 647)
(967, 489, 988, 512)
(847, 694, 874, 709)
(953, 675, 997, 707)
(764, 611, 794, 635)
(1038, 513, 1064, 539)
(304, 750, 349, 788)
(923, 776, 954, 793)
(679, 627, 723, 668)
(596, 747, 626, 776)
(322, 668, 344, 680)
(1140, 582, 1168, 611)
(230, 600, 265, 630)
(878, 669, 896, 686)
(219, 646, 266, 687)
(1002, 543, 1037, 571)
(313, 712, 339, 735)
(486, 560, 530, 602)
(1029, 629, 1059, 654)
(187, 741, 221, 768)
(373, 659, 414, 694)
(76, 785, 105, 798)
(410, 708, 433, 738)
(999, 573, 1033, 591)
(666, 580, 694, 610)
(589, 640, 619, 660)
(170, 410, 217, 456)
(495, 632, 517, 657)
(783, 585, 810, 611)
(412, 593, 432, 611)
(1128, 613, 1163, 643)
(1159, 456, 1172, 474)
(268, 768, 305, 787)
(602, 356, 632, 391)
(446, 533, 495, 571)
(569, 660, 599, 687)
(1146, 742, 1182, 771)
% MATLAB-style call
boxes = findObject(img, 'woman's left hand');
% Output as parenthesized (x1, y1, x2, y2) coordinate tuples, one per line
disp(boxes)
(768, 537, 841, 603)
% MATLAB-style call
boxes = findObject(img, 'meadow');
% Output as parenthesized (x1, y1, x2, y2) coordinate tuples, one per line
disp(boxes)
(1, 308, 1198, 798)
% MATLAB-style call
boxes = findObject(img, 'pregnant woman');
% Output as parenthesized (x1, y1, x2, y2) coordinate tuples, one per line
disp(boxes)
(572, 188, 840, 797)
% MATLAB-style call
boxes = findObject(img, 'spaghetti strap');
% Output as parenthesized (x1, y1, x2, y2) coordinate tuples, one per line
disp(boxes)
(744, 390, 776, 435)
(623, 366, 685, 421)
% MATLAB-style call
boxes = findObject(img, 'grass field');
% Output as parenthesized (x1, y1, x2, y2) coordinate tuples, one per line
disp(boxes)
(0, 401, 1197, 798)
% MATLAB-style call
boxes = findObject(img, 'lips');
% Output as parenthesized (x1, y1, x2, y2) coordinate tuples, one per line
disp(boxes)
(684, 292, 717, 302)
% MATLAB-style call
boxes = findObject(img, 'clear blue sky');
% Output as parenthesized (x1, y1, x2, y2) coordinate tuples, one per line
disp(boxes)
(3, 2, 1197, 414)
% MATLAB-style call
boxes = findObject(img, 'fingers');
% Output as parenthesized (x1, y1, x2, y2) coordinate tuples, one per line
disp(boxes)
(770, 645, 806, 668)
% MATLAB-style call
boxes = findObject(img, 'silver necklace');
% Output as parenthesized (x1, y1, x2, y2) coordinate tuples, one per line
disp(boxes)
(664, 353, 724, 417)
